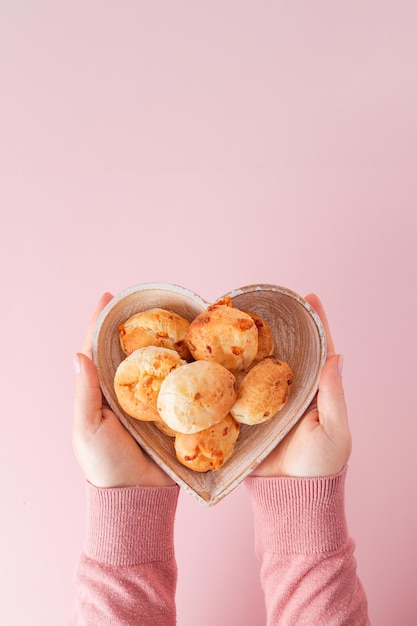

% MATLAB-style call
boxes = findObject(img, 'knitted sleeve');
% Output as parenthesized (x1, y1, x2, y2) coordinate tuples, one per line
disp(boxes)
(245, 467, 371, 626)
(70, 483, 180, 626)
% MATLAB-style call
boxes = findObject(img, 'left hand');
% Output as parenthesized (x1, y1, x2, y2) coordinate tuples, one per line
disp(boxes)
(251, 293, 352, 478)
(73, 293, 176, 489)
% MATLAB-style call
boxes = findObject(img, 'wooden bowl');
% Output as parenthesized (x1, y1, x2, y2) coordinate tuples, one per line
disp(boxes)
(92, 283, 326, 506)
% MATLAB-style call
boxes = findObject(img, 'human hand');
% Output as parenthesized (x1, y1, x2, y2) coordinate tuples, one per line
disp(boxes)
(251, 293, 352, 478)
(73, 293, 175, 489)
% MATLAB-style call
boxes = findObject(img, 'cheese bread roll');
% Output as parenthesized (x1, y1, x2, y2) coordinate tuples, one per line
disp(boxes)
(154, 420, 177, 437)
(231, 356, 293, 425)
(157, 360, 237, 434)
(114, 346, 186, 421)
(118, 307, 192, 361)
(187, 299, 258, 372)
(175, 414, 240, 472)
(245, 311, 275, 364)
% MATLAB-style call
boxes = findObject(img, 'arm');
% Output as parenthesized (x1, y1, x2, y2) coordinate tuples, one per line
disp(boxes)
(246, 469, 369, 625)
(246, 294, 370, 626)
(71, 483, 178, 626)
(71, 293, 178, 626)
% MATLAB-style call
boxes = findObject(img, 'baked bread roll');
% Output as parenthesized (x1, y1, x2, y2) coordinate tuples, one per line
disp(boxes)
(114, 346, 186, 421)
(246, 311, 275, 363)
(118, 307, 192, 361)
(230, 356, 293, 425)
(187, 298, 258, 372)
(157, 360, 237, 434)
(154, 420, 177, 437)
(174, 414, 240, 472)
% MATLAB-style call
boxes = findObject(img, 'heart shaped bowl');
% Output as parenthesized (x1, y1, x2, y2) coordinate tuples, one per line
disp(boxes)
(92, 283, 326, 506)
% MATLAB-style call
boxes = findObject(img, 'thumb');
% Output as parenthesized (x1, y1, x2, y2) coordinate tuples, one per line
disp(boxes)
(317, 354, 349, 432)
(73, 352, 104, 438)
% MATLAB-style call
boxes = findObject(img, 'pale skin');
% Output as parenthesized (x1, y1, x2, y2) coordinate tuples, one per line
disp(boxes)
(73, 292, 352, 488)
(73, 292, 175, 488)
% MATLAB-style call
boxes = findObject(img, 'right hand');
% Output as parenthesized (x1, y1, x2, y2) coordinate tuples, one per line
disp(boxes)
(251, 293, 352, 478)
(73, 293, 175, 489)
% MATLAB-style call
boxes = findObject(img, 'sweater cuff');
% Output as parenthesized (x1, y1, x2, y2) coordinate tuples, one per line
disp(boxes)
(245, 466, 348, 555)
(84, 483, 180, 566)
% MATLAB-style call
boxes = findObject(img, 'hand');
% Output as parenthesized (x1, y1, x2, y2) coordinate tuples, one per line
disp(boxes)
(73, 293, 175, 489)
(252, 293, 352, 478)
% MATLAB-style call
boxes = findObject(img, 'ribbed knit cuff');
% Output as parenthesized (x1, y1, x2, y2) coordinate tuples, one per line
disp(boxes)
(84, 483, 180, 566)
(245, 466, 348, 555)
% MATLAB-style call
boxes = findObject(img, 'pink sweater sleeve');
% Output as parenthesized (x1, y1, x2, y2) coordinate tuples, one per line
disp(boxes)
(245, 467, 370, 626)
(70, 483, 180, 626)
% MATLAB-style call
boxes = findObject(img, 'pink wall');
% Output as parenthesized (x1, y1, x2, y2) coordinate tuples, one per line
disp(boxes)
(1, 2, 416, 624)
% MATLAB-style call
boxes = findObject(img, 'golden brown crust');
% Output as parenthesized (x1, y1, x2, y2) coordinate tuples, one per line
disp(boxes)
(187, 303, 258, 372)
(245, 311, 275, 363)
(118, 307, 192, 361)
(114, 346, 186, 421)
(157, 360, 237, 434)
(230, 356, 293, 425)
(174, 414, 240, 472)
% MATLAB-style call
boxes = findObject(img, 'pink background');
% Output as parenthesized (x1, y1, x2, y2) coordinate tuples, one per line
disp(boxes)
(1, 2, 416, 624)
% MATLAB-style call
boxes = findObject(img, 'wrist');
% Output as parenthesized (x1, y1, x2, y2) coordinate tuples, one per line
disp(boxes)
(83, 482, 179, 565)
(245, 466, 348, 554)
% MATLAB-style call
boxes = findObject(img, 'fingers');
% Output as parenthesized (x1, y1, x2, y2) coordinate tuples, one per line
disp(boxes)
(304, 293, 336, 356)
(316, 354, 349, 432)
(73, 352, 104, 437)
(82, 292, 113, 359)
(74, 292, 113, 441)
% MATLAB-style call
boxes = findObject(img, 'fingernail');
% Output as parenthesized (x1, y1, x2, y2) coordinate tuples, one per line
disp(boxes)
(73, 354, 81, 374)
(338, 354, 344, 376)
